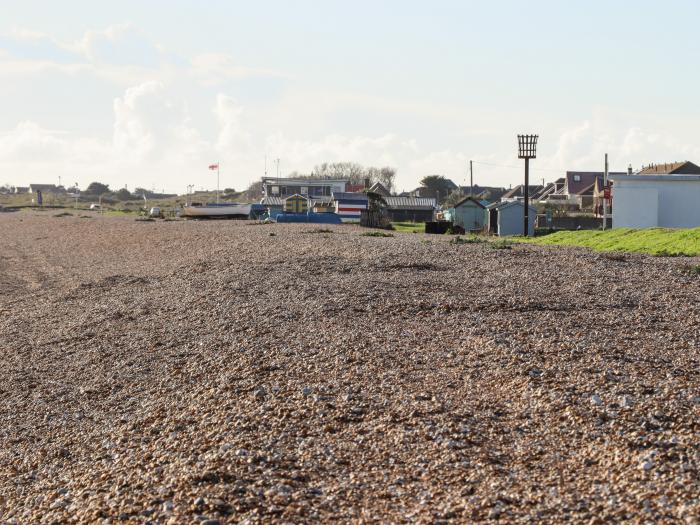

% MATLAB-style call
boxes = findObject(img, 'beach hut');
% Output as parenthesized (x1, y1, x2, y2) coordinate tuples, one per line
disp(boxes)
(451, 196, 487, 232)
(332, 192, 369, 222)
(284, 194, 308, 214)
(487, 201, 536, 236)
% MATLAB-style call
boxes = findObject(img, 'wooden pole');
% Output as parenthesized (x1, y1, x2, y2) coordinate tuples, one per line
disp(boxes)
(603, 153, 608, 230)
(470, 160, 473, 197)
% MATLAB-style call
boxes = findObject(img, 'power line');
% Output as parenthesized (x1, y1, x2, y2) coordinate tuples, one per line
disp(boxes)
(471, 160, 564, 173)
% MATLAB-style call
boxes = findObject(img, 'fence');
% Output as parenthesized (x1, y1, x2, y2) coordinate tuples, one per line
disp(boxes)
(360, 209, 391, 228)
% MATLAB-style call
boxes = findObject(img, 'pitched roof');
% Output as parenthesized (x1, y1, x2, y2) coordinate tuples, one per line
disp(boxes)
(332, 192, 368, 202)
(453, 196, 486, 209)
(261, 196, 284, 206)
(29, 184, 60, 192)
(638, 161, 700, 175)
(368, 182, 391, 197)
(490, 200, 537, 212)
(458, 185, 508, 201)
(384, 196, 436, 210)
(501, 185, 544, 199)
(564, 172, 625, 195)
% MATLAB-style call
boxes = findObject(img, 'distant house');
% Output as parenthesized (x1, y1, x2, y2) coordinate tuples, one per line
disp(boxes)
(451, 196, 487, 232)
(28, 184, 62, 194)
(368, 182, 391, 197)
(501, 185, 545, 203)
(637, 161, 700, 175)
(14, 186, 29, 194)
(487, 200, 536, 236)
(383, 196, 436, 223)
(593, 176, 611, 217)
(262, 177, 349, 199)
(407, 179, 459, 200)
(458, 185, 508, 203)
(544, 172, 625, 208)
(611, 163, 700, 228)
(333, 192, 368, 222)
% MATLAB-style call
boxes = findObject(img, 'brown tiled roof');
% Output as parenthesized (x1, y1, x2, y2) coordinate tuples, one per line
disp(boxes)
(638, 161, 700, 175)
(564, 172, 625, 195)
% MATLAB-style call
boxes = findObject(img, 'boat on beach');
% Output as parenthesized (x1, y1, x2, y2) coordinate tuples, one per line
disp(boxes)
(181, 202, 252, 219)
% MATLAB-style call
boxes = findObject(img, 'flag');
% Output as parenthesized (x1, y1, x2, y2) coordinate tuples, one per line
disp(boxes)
(209, 164, 219, 170)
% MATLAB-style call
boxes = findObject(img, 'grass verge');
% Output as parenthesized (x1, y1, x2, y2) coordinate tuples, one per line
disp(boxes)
(519, 228, 700, 257)
(391, 222, 423, 233)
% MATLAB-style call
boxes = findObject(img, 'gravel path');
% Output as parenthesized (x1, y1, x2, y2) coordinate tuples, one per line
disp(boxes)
(1, 210, 700, 524)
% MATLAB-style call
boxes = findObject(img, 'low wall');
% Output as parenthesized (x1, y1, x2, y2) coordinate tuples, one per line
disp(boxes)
(537, 215, 603, 230)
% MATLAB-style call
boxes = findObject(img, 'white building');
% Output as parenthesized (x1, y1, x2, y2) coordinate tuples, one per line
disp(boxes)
(261, 177, 349, 199)
(610, 174, 700, 228)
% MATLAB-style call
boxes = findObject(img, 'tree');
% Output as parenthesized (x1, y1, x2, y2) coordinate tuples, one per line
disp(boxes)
(419, 175, 456, 203)
(312, 162, 366, 183)
(115, 188, 132, 201)
(244, 180, 262, 200)
(223, 188, 236, 194)
(378, 167, 396, 194)
(86, 182, 110, 195)
(443, 190, 467, 208)
(133, 187, 151, 198)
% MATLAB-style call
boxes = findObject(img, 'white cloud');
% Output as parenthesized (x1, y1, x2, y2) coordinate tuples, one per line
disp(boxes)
(4, 24, 700, 193)
(191, 53, 285, 86)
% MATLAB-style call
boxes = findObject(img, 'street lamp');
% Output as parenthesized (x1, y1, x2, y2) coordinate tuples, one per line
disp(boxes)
(517, 134, 538, 236)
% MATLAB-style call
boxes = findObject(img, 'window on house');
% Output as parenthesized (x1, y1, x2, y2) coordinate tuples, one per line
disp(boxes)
(573, 175, 581, 182)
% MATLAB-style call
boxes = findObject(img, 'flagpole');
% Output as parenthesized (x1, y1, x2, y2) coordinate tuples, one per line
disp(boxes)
(217, 161, 220, 204)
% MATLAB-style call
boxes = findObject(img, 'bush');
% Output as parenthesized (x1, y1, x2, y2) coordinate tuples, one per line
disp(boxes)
(361, 231, 394, 238)
(449, 235, 483, 245)
(683, 264, 700, 276)
(490, 239, 513, 250)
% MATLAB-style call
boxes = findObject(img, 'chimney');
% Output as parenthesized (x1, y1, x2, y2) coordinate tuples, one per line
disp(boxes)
(627, 164, 633, 175)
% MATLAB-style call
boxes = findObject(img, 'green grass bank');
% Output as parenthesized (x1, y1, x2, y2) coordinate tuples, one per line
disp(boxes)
(522, 228, 700, 257)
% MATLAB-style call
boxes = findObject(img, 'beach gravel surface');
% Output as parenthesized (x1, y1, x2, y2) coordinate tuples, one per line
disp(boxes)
(1, 210, 700, 523)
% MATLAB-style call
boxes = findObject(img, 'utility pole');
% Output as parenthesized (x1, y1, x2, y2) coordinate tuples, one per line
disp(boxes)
(603, 153, 609, 230)
(275, 158, 280, 178)
(469, 160, 473, 197)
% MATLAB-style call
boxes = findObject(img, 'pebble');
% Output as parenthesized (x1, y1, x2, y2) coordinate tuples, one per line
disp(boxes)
(2, 215, 700, 523)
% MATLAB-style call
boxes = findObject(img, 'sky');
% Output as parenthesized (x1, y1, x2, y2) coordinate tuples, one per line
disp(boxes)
(2, 0, 700, 194)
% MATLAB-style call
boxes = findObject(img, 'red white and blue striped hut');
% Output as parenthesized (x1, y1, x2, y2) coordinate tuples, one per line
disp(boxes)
(332, 192, 368, 222)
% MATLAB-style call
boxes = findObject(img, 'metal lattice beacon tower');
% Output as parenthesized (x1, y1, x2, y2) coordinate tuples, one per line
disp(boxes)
(517, 134, 538, 237)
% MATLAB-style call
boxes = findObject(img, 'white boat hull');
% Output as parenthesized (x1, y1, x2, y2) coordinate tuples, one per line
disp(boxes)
(182, 204, 251, 218)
